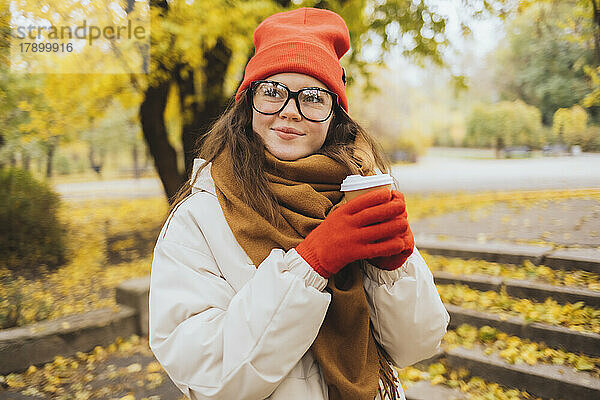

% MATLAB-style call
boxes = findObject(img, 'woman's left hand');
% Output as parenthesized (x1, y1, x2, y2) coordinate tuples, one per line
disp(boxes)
(366, 190, 414, 271)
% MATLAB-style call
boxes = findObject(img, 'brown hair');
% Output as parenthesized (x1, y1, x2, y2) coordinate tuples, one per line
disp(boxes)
(168, 88, 394, 225)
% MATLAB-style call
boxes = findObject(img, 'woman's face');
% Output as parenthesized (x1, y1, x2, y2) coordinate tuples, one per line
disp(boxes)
(251, 73, 333, 161)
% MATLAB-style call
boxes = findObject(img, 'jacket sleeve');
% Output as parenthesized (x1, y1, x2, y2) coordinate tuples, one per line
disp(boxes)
(362, 246, 449, 368)
(149, 198, 331, 400)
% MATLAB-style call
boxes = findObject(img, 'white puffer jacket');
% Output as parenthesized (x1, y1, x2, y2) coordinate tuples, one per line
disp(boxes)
(149, 158, 449, 400)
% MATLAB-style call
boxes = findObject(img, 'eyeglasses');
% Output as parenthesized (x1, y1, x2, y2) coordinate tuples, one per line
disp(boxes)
(249, 80, 338, 122)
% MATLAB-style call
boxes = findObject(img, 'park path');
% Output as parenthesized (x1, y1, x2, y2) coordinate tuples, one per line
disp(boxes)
(392, 152, 600, 194)
(411, 196, 600, 250)
(53, 151, 600, 200)
(54, 177, 163, 200)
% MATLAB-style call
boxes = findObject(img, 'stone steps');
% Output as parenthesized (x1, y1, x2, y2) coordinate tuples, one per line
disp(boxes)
(417, 236, 600, 274)
(404, 380, 467, 400)
(445, 303, 600, 356)
(0, 306, 137, 375)
(436, 344, 600, 400)
(433, 270, 600, 307)
(3, 246, 599, 400)
(416, 270, 600, 398)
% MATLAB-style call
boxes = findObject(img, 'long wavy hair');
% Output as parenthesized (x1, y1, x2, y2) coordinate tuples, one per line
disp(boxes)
(168, 87, 394, 225)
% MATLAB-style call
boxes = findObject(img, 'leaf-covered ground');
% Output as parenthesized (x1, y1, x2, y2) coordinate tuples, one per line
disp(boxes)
(0, 198, 168, 329)
(3, 328, 590, 399)
(2, 332, 567, 400)
(423, 253, 600, 291)
(0, 335, 183, 400)
(445, 324, 599, 375)
(407, 188, 600, 224)
(410, 189, 600, 248)
(438, 284, 600, 333)
(397, 322, 600, 399)
(398, 362, 544, 400)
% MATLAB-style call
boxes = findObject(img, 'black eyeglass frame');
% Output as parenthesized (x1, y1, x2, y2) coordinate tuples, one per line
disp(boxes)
(248, 80, 340, 123)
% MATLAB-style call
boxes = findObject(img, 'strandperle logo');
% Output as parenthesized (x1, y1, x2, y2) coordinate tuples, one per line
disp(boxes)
(14, 19, 147, 46)
(9, 1, 150, 74)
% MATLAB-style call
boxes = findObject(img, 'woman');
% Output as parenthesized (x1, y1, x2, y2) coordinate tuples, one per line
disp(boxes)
(149, 7, 449, 400)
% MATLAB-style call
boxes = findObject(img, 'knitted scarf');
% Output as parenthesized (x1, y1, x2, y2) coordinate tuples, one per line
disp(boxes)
(210, 147, 399, 400)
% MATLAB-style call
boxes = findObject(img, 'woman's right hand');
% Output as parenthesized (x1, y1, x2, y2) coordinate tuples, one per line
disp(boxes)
(295, 188, 408, 278)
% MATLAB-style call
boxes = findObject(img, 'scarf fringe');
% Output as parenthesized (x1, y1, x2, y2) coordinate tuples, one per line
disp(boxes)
(376, 340, 400, 400)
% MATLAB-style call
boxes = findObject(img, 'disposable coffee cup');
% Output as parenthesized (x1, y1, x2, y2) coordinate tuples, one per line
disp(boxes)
(340, 174, 394, 202)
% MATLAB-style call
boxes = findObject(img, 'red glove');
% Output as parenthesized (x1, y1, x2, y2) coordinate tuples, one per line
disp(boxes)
(366, 190, 414, 271)
(296, 188, 408, 278)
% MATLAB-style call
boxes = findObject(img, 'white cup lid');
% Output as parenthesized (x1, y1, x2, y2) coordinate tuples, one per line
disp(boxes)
(340, 174, 393, 192)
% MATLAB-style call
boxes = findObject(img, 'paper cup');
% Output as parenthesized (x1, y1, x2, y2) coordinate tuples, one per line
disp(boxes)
(340, 174, 393, 202)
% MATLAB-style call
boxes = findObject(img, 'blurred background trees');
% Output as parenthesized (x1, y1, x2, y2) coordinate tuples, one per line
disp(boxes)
(0, 168, 66, 274)
(553, 105, 600, 150)
(134, 0, 511, 200)
(494, 1, 593, 125)
(464, 100, 543, 154)
(420, 0, 600, 156)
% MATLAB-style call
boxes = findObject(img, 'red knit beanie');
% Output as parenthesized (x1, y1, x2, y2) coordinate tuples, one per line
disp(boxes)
(235, 7, 351, 112)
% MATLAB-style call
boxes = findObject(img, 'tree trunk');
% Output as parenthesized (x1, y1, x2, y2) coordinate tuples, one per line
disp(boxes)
(46, 139, 56, 178)
(140, 79, 184, 202)
(140, 0, 291, 201)
(592, 0, 600, 65)
(175, 65, 203, 179)
(144, 147, 151, 168)
(177, 38, 232, 178)
(22, 151, 30, 171)
(495, 136, 504, 159)
(137, 0, 185, 202)
(132, 141, 140, 179)
(89, 146, 104, 176)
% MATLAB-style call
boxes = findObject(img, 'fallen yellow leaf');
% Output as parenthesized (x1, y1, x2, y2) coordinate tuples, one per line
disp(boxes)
(146, 361, 162, 373)
(126, 363, 143, 373)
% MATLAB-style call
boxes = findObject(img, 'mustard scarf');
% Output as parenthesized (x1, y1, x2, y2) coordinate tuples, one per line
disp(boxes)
(211, 148, 398, 400)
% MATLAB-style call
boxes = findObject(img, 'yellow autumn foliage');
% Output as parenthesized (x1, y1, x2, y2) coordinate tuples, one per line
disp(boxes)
(405, 188, 600, 223)
(438, 284, 600, 333)
(444, 324, 599, 375)
(0, 335, 167, 399)
(0, 197, 168, 328)
(423, 253, 600, 291)
(397, 363, 543, 400)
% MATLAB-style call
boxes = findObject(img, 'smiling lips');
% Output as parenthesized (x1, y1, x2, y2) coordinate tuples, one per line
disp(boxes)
(273, 127, 304, 136)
